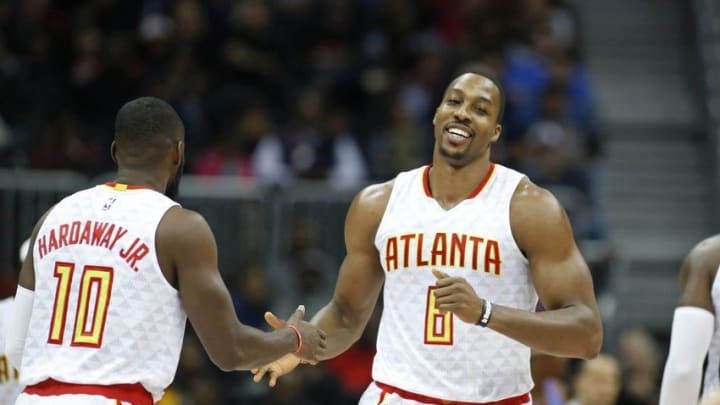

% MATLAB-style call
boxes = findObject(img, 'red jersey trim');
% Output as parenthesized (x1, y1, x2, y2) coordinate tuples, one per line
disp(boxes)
(24, 379, 153, 405)
(422, 165, 433, 197)
(375, 381, 530, 405)
(103, 182, 150, 191)
(422, 163, 497, 199)
(467, 163, 496, 198)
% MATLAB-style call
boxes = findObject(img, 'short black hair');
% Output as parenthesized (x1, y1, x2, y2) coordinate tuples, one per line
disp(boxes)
(449, 68, 506, 123)
(114, 96, 184, 146)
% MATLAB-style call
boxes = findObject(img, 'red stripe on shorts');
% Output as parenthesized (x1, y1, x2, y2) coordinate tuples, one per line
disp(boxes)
(375, 381, 530, 405)
(24, 378, 153, 405)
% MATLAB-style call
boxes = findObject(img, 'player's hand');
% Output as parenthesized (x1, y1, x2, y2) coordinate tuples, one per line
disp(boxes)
(271, 307, 327, 365)
(250, 311, 303, 387)
(432, 268, 485, 324)
(251, 353, 301, 387)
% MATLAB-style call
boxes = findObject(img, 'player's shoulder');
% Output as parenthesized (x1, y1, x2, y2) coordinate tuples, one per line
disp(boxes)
(157, 206, 213, 242)
(682, 234, 720, 278)
(352, 179, 395, 217)
(510, 177, 564, 218)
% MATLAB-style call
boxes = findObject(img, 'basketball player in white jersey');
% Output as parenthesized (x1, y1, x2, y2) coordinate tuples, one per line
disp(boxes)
(4, 97, 326, 404)
(252, 71, 602, 404)
(660, 235, 720, 404)
(0, 240, 30, 405)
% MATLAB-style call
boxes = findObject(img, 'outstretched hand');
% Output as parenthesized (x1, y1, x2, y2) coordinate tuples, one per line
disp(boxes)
(282, 306, 327, 364)
(251, 308, 319, 387)
(431, 269, 485, 324)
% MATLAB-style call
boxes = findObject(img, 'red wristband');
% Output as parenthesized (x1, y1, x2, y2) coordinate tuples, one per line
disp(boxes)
(287, 325, 302, 354)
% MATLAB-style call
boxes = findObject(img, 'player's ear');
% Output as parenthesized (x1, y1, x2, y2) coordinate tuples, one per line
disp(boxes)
(490, 124, 502, 143)
(174, 141, 184, 165)
(110, 141, 118, 164)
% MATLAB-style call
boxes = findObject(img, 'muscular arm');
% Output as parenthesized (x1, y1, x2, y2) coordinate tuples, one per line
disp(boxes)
(659, 235, 720, 405)
(158, 207, 298, 371)
(310, 182, 389, 360)
(488, 179, 602, 359)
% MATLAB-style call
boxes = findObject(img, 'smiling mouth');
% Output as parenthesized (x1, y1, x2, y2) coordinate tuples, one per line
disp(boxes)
(446, 127, 471, 138)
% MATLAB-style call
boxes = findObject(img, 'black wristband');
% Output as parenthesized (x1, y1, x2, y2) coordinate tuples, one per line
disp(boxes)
(477, 300, 492, 327)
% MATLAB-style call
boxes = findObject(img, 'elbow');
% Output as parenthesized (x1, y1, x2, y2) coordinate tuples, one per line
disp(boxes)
(579, 316, 603, 360)
(209, 351, 242, 372)
(207, 338, 253, 372)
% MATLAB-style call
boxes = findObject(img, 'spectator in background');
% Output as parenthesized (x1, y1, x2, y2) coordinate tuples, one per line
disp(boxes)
(368, 95, 430, 180)
(228, 264, 272, 329)
(193, 104, 288, 185)
(618, 329, 662, 405)
(567, 354, 621, 405)
(28, 110, 101, 173)
(530, 352, 570, 405)
(283, 86, 368, 189)
(274, 216, 338, 318)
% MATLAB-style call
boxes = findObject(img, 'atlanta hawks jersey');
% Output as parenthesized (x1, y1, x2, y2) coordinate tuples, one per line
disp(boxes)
(0, 297, 22, 404)
(372, 163, 537, 402)
(702, 266, 720, 399)
(20, 184, 186, 402)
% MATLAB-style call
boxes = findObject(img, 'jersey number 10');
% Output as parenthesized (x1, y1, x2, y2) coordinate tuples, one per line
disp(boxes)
(47, 262, 114, 348)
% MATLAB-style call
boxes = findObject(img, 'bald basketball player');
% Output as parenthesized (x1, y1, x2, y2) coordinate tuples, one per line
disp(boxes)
(660, 235, 720, 404)
(5, 97, 326, 405)
(253, 71, 602, 405)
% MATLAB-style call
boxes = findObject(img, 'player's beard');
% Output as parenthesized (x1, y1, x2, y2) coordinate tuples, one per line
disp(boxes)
(165, 159, 184, 200)
(439, 142, 467, 163)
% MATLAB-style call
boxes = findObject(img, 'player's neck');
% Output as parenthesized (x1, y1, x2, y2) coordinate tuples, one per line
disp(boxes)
(113, 168, 167, 194)
(428, 158, 492, 209)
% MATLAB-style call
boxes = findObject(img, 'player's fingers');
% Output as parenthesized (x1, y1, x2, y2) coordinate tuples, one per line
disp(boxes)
(432, 268, 449, 280)
(435, 295, 457, 305)
(437, 301, 458, 312)
(253, 367, 268, 383)
(286, 305, 306, 323)
(433, 285, 454, 298)
(268, 372, 279, 387)
(264, 311, 286, 329)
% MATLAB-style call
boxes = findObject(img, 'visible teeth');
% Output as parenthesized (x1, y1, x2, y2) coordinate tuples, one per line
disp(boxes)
(448, 128, 469, 137)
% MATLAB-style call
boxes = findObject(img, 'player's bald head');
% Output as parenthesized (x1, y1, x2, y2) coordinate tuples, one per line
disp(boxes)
(445, 70, 505, 123)
(113, 97, 184, 167)
(115, 97, 183, 145)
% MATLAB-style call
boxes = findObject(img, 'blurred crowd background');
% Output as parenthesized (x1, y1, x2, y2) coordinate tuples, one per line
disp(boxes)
(0, 0, 717, 404)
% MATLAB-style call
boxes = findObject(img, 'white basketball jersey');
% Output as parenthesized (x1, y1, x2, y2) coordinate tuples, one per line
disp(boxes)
(21, 183, 187, 402)
(0, 297, 22, 404)
(702, 266, 720, 398)
(373, 163, 537, 402)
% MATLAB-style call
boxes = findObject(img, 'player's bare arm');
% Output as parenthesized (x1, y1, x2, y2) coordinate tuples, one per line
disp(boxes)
(157, 206, 326, 371)
(433, 177, 601, 358)
(677, 235, 720, 311)
(433, 179, 602, 358)
(310, 180, 391, 358)
(251, 181, 390, 385)
(490, 178, 601, 358)
(659, 235, 720, 405)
